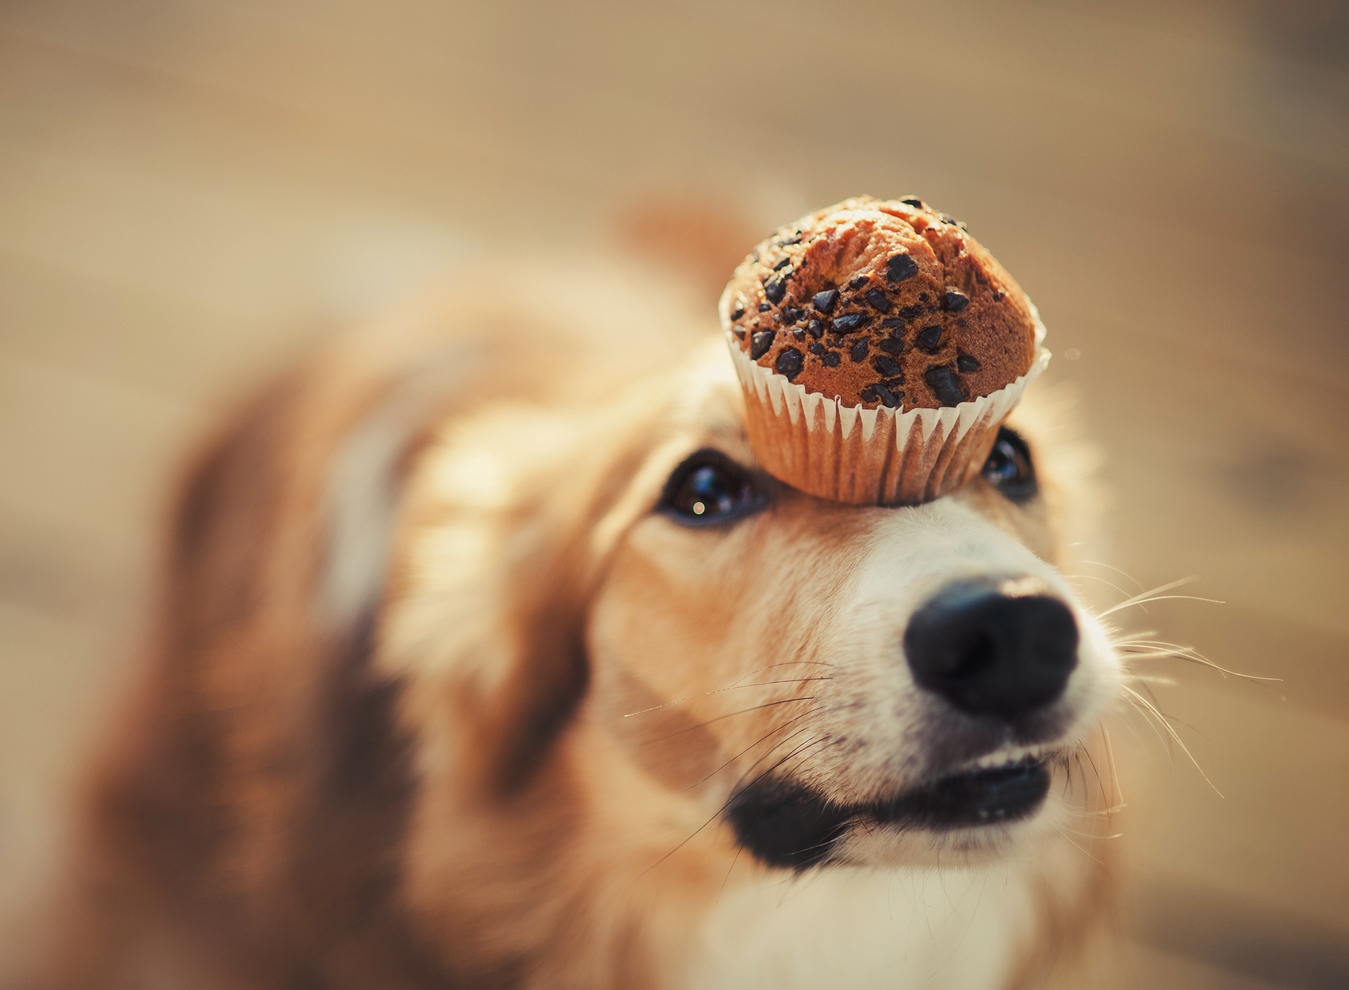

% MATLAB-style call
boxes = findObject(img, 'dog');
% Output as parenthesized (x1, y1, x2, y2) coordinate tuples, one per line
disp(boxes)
(34, 246, 1122, 990)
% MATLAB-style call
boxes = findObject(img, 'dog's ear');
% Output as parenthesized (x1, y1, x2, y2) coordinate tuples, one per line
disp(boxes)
(383, 401, 659, 798)
(53, 344, 469, 987)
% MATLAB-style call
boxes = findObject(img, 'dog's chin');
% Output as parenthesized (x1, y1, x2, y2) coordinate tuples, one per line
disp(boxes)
(727, 747, 1064, 871)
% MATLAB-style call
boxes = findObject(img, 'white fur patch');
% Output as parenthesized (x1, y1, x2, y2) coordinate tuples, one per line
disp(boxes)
(679, 865, 1038, 990)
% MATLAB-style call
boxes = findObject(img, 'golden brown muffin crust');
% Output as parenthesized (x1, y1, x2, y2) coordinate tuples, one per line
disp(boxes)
(724, 196, 1038, 410)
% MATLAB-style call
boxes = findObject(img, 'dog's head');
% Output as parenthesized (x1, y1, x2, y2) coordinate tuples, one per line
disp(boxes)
(586, 352, 1119, 873)
(383, 329, 1118, 924)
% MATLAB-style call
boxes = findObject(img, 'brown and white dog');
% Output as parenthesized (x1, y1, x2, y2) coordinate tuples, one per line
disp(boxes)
(38, 253, 1121, 990)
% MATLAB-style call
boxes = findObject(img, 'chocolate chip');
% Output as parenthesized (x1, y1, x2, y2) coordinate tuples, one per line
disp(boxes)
(734, 329, 745, 340)
(822, 351, 841, 368)
(849, 275, 868, 290)
(851, 339, 869, 362)
(917, 326, 943, 353)
(792, 329, 806, 341)
(939, 214, 959, 226)
(765, 276, 787, 304)
(872, 383, 900, 408)
(859, 386, 879, 403)
(731, 302, 745, 321)
(784, 306, 804, 324)
(886, 254, 918, 283)
(899, 305, 924, 319)
(944, 288, 970, 312)
(880, 376, 905, 389)
(992, 290, 1005, 302)
(813, 288, 839, 313)
(758, 302, 772, 312)
(773, 256, 792, 270)
(834, 313, 868, 333)
(807, 319, 824, 338)
(881, 316, 906, 332)
(956, 354, 982, 373)
(900, 197, 924, 208)
(808, 342, 825, 355)
(750, 330, 774, 359)
(919, 292, 930, 303)
(776, 348, 804, 380)
(872, 355, 902, 377)
(865, 288, 892, 312)
(877, 338, 905, 355)
(925, 366, 966, 406)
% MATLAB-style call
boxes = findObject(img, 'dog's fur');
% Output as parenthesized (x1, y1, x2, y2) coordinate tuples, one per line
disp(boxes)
(36, 254, 1121, 990)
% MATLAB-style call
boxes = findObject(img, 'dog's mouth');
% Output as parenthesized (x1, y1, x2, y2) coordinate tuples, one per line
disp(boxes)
(726, 749, 1054, 870)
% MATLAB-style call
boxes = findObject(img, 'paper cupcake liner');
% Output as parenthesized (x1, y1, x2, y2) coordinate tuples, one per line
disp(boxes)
(724, 309, 1049, 506)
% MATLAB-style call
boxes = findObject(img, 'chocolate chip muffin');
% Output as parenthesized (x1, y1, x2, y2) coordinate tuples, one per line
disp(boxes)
(719, 195, 1049, 506)
(723, 196, 1037, 411)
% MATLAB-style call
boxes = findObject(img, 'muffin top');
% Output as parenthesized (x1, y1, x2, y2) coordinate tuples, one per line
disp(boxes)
(722, 196, 1038, 410)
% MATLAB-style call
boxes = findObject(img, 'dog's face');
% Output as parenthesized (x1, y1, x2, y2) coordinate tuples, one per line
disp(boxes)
(585, 367, 1119, 874)
(385, 334, 1119, 984)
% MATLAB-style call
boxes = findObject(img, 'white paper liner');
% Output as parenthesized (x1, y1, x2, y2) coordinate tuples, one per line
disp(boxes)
(723, 308, 1049, 505)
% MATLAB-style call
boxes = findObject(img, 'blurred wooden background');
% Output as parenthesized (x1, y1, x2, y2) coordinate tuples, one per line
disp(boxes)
(0, 0, 1346, 985)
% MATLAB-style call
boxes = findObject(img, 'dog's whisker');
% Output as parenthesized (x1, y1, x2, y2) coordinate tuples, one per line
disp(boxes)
(1063, 572, 1137, 600)
(1120, 673, 1177, 686)
(1108, 628, 1159, 640)
(691, 708, 823, 788)
(639, 807, 725, 876)
(1117, 649, 1194, 661)
(1111, 637, 1281, 682)
(1136, 681, 1205, 737)
(1070, 559, 1147, 592)
(1081, 744, 1112, 811)
(723, 719, 833, 797)
(1051, 822, 1123, 849)
(776, 831, 845, 862)
(717, 842, 746, 901)
(1122, 690, 1177, 765)
(1097, 575, 1227, 618)
(1101, 726, 1124, 809)
(622, 678, 832, 719)
(641, 697, 818, 741)
(730, 659, 836, 681)
(1100, 574, 1197, 609)
(1100, 593, 1226, 617)
(731, 735, 831, 800)
(772, 735, 840, 792)
(646, 732, 832, 876)
(642, 749, 817, 877)
(752, 740, 833, 804)
(1121, 684, 1223, 797)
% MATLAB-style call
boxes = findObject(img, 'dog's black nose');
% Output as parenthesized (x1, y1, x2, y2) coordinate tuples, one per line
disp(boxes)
(904, 577, 1078, 719)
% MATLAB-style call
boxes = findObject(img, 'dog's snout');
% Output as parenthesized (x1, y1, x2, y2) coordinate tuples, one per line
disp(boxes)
(904, 577, 1078, 719)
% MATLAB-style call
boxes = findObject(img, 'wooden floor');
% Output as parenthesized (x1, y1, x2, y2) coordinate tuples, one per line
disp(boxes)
(1, 0, 1347, 985)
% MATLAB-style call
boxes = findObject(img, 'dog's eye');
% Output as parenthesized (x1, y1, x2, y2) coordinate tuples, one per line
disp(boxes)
(981, 428, 1037, 502)
(660, 450, 764, 526)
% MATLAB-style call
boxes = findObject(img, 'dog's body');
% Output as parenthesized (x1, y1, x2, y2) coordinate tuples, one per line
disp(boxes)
(40, 258, 1120, 990)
